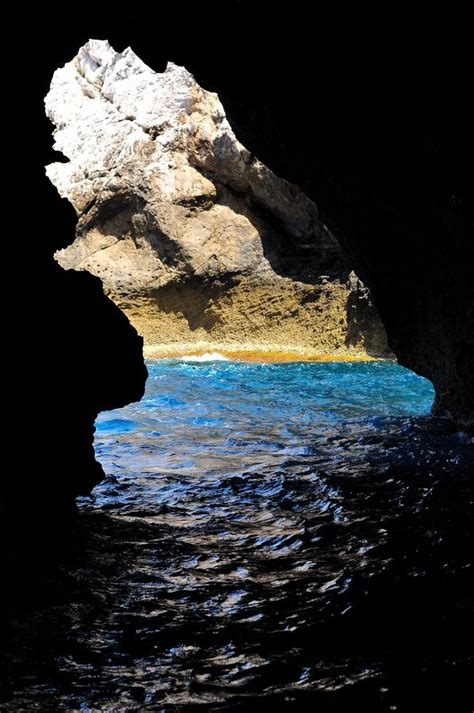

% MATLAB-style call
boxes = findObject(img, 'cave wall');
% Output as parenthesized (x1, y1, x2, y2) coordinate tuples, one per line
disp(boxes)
(4, 198, 147, 529)
(4, 64, 147, 541)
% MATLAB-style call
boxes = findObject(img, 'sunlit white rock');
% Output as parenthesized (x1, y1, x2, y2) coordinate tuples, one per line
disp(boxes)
(45, 39, 334, 295)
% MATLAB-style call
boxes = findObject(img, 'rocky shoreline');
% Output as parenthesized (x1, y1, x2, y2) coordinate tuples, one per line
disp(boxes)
(111, 273, 390, 359)
(143, 344, 381, 361)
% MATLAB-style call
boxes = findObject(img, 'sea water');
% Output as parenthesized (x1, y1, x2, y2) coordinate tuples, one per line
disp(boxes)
(3, 360, 473, 711)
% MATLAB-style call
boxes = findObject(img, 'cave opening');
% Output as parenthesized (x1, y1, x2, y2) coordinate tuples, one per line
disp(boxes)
(3, 7, 473, 710)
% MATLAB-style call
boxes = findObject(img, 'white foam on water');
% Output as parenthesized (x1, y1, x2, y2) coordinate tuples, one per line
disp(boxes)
(178, 352, 230, 362)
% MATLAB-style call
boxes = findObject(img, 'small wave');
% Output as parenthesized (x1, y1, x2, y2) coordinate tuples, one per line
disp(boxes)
(178, 352, 230, 362)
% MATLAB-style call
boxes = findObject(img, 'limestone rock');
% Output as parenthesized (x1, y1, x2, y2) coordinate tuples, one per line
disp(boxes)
(46, 40, 389, 357)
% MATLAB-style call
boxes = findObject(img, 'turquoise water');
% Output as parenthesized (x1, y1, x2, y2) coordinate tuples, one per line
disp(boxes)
(94, 359, 436, 497)
(4, 360, 473, 711)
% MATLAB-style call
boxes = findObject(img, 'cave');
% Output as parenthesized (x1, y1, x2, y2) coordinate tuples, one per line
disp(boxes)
(2, 4, 473, 711)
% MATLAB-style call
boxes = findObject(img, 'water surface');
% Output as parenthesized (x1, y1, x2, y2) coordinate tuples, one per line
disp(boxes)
(2, 360, 473, 711)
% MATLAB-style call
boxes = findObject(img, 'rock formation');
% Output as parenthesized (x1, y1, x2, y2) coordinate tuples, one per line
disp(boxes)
(45, 40, 389, 359)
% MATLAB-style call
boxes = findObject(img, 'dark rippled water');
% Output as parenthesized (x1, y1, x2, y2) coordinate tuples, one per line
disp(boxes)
(2, 360, 473, 711)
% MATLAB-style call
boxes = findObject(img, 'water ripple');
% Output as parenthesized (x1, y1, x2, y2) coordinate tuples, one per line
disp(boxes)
(2, 361, 473, 711)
